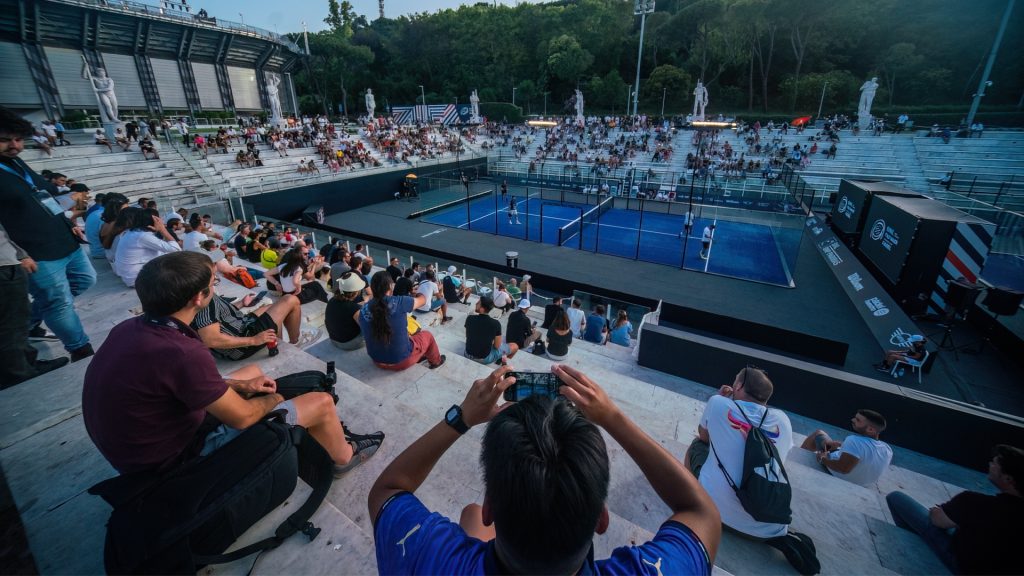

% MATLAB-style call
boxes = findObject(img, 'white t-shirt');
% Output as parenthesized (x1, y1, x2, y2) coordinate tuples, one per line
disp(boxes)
(271, 265, 300, 293)
(566, 307, 586, 337)
(827, 435, 892, 486)
(182, 230, 209, 251)
(114, 229, 181, 287)
(492, 289, 511, 309)
(416, 280, 438, 311)
(699, 395, 793, 538)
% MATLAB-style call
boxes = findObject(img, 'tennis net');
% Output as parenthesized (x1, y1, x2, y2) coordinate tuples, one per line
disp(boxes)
(558, 196, 615, 246)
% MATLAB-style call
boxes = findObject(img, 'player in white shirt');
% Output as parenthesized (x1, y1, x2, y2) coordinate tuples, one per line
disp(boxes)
(801, 410, 892, 487)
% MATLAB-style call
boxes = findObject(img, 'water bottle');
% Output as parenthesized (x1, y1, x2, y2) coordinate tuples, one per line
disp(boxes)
(897, 368, 905, 377)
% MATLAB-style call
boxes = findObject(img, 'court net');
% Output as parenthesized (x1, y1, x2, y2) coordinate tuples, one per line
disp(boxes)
(558, 196, 615, 246)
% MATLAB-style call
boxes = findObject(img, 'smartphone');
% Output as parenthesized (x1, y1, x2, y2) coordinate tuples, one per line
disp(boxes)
(503, 371, 562, 402)
(252, 290, 267, 304)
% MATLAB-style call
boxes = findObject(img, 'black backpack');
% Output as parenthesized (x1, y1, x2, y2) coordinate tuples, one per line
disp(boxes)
(710, 401, 792, 525)
(268, 361, 339, 404)
(88, 411, 334, 574)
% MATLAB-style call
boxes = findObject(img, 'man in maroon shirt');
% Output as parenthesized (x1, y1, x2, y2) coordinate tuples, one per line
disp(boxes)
(885, 444, 1022, 574)
(83, 251, 382, 477)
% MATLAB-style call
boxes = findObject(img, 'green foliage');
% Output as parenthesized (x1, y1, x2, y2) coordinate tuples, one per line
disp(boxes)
(479, 102, 523, 124)
(287, 0, 1024, 121)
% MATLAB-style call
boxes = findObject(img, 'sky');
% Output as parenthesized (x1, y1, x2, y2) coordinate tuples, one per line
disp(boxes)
(190, 0, 534, 35)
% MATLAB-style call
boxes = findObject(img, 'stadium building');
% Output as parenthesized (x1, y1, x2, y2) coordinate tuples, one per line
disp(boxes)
(0, 0, 303, 122)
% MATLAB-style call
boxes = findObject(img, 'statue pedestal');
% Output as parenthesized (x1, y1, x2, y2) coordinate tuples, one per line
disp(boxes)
(858, 114, 872, 132)
(102, 121, 121, 142)
(270, 116, 288, 129)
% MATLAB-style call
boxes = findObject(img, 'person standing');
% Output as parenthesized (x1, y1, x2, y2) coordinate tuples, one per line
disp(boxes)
(500, 179, 508, 202)
(0, 107, 96, 362)
(700, 223, 715, 260)
(507, 195, 521, 225)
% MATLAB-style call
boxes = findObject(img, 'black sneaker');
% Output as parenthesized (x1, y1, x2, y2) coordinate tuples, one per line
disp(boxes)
(428, 355, 446, 369)
(342, 424, 385, 443)
(28, 326, 59, 341)
(70, 344, 95, 363)
(441, 316, 453, 325)
(874, 364, 890, 373)
(34, 356, 69, 376)
(333, 436, 383, 478)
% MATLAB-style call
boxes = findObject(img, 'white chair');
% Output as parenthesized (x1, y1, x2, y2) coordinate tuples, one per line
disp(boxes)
(891, 350, 929, 384)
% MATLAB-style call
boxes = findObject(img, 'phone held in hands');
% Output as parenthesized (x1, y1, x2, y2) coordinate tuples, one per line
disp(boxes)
(502, 371, 562, 402)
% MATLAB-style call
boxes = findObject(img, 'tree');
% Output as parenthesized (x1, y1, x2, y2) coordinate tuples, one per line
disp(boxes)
(643, 65, 692, 111)
(545, 35, 594, 84)
(879, 43, 924, 106)
(324, 0, 359, 37)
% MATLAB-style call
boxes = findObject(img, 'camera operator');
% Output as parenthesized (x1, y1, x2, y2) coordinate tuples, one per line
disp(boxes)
(368, 364, 721, 574)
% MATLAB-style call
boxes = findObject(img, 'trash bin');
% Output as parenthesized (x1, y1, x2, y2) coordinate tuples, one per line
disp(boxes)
(506, 251, 519, 269)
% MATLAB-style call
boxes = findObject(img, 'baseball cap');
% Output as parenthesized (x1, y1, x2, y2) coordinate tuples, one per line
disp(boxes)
(518, 299, 531, 309)
(447, 265, 457, 275)
(522, 274, 531, 281)
(335, 271, 366, 293)
(909, 335, 925, 343)
(165, 213, 183, 224)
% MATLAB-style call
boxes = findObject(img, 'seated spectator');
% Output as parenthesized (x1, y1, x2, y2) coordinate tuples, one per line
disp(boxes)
(193, 134, 208, 158)
(368, 364, 721, 575)
(492, 281, 514, 314)
(800, 410, 892, 486)
(506, 299, 540, 350)
(197, 239, 264, 282)
(138, 136, 159, 160)
(393, 267, 415, 296)
(608, 309, 633, 347)
(875, 335, 926, 373)
(545, 308, 574, 361)
(113, 128, 132, 151)
(582, 304, 609, 344)
(326, 272, 367, 351)
(683, 367, 815, 574)
(94, 129, 113, 152)
(385, 256, 403, 282)
(83, 252, 383, 480)
(541, 295, 564, 329)
(113, 208, 181, 287)
(266, 249, 330, 304)
(464, 296, 517, 364)
(415, 269, 452, 325)
(358, 271, 445, 370)
(567, 298, 586, 338)
(30, 130, 53, 157)
(260, 236, 281, 270)
(442, 265, 472, 304)
(886, 444, 1022, 574)
(192, 285, 316, 358)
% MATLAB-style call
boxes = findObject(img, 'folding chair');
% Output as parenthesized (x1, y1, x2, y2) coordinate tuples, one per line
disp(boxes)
(891, 350, 929, 384)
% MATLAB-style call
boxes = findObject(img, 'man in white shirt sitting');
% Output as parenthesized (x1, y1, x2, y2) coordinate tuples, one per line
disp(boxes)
(415, 269, 452, 326)
(800, 409, 892, 487)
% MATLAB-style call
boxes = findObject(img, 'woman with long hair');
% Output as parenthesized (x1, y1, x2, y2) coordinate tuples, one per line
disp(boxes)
(608, 309, 634, 347)
(358, 270, 445, 370)
(545, 308, 574, 361)
(266, 249, 329, 304)
(113, 208, 180, 287)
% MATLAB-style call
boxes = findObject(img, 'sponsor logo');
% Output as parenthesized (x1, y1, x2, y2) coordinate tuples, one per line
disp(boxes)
(869, 219, 885, 241)
(865, 297, 890, 317)
(847, 272, 864, 291)
(819, 238, 843, 266)
(889, 328, 916, 347)
(838, 196, 856, 220)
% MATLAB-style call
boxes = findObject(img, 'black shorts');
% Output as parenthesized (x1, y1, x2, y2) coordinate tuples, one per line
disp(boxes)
(225, 312, 279, 360)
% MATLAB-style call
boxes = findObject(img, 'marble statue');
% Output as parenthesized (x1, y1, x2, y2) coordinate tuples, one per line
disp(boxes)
(469, 89, 481, 123)
(266, 72, 283, 124)
(858, 76, 879, 130)
(575, 88, 584, 122)
(365, 89, 376, 118)
(692, 80, 708, 121)
(82, 60, 119, 123)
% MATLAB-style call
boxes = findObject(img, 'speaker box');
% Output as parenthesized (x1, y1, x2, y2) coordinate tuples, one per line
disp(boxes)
(983, 287, 1024, 316)
(945, 279, 982, 315)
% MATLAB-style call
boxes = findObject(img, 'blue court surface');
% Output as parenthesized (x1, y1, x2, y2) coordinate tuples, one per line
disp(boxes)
(421, 192, 802, 287)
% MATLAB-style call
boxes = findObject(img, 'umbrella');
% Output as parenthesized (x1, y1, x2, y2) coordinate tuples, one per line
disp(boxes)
(405, 173, 418, 179)
(792, 116, 812, 126)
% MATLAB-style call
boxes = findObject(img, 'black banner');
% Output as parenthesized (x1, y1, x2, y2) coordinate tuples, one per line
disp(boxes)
(805, 212, 923, 351)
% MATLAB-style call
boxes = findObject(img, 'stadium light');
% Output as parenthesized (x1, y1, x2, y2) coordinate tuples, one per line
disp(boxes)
(527, 120, 558, 127)
(631, 1, 655, 117)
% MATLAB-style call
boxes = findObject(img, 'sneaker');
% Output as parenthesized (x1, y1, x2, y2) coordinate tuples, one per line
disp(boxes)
(34, 356, 69, 376)
(874, 364, 890, 373)
(28, 326, 59, 341)
(428, 355, 447, 369)
(70, 344, 95, 363)
(295, 329, 323, 348)
(333, 436, 383, 478)
(441, 316, 453, 325)
(342, 424, 385, 443)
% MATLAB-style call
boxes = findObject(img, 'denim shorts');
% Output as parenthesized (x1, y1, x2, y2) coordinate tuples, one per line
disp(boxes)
(200, 399, 297, 456)
(467, 343, 511, 364)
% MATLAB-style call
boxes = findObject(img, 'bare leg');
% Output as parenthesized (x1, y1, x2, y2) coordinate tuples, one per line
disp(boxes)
(801, 430, 831, 451)
(265, 294, 302, 343)
(226, 363, 265, 380)
(291, 392, 354, 465)
(459, 504, 495, 542)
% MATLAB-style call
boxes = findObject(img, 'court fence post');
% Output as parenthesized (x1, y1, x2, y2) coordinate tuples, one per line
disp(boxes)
(636, 198, 645, 261)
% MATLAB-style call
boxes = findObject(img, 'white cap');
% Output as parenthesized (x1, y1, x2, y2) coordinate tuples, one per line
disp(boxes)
(447, 265, 457, 274)
(522, 274, 531, 281)
(518, 299, 531, 309)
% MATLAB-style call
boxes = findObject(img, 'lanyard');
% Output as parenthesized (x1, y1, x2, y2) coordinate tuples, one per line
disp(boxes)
(0, 161, 37, 190)
(144, 314, 196, 339)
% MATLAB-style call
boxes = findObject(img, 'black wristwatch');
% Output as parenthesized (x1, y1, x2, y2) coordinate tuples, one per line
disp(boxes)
(444, 404, 469, 435)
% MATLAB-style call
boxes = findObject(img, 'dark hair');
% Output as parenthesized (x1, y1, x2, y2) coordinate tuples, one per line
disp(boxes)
(129, 208, 159, 231)
(360, 259, 373, 276)
(594, 304, 606, 316)
(188, 213, 202, 229)
(482, 397, 609, 572)
(551, 308, 570, 331)
(0, 107, 33, 137)
(403, 267, 415, 278)
(135, 252, 213, 316)
(368, 271, 395, 345)
(101, 196, 130, 223)
(423, 269, 436, 282)
(994, 445, 1024, 488)
(116, 207, 145, 230)
(411, 261, 421, 270)
(857, 409, 887, 431)
(350, 255, 364, 272)
(280, 249, 306, 277)
(572, 298, 582, 308)
(739, 366, 773, 403)
(477, 295, 494, 312)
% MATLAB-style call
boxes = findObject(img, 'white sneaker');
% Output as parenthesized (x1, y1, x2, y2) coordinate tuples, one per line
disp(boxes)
(296, 328, 323, 348)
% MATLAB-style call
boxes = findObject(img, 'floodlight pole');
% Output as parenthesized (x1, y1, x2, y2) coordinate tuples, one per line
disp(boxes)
(966, 0, 1015, 127)
(632, 1, 655, 117)
(419, 84, 426, 122)
(543, 91, 549, 116)
(816, 81, 828, 119)
(661, 87, 667, 117)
